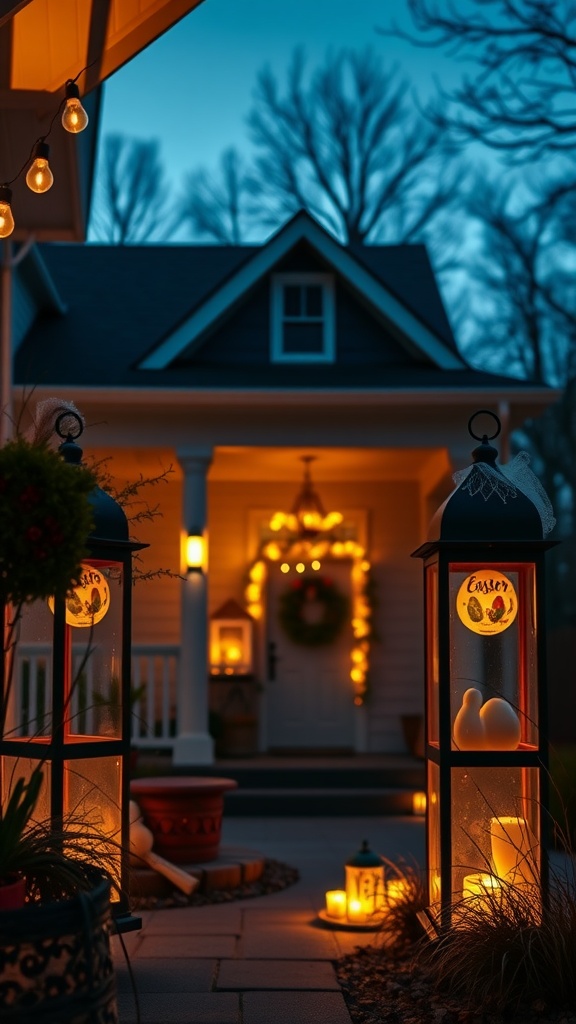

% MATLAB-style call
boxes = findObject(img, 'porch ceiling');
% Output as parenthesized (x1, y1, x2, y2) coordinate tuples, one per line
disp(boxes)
(100, 445, 450, 484)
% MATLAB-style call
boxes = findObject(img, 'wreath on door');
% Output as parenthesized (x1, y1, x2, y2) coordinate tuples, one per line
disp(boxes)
(278, 576, 349, 646)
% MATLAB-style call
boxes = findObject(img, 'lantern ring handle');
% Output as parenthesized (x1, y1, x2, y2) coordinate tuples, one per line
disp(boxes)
(468, 410, 501, 442)
(55, 410, 84, 441)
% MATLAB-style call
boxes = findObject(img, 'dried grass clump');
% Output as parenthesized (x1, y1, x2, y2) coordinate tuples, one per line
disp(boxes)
(377, 857, 429, 948)
(421, 866, 576, 1015)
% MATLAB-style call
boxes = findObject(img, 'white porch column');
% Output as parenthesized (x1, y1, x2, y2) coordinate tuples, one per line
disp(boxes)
(173, 448, 214, 766)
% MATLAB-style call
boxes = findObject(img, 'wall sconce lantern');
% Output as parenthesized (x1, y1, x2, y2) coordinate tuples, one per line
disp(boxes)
(209, 599, 254, 677)
(0, 414, 145, 929)
(412, 411, 556, 932)
(186, 530, 206, 573)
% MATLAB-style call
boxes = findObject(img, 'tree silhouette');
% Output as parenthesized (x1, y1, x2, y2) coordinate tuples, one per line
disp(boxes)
(178, 48, 462, 249)
(90, 135, 169, 244)
(397, 0, 576, 160)
(178, 147, 253, 244)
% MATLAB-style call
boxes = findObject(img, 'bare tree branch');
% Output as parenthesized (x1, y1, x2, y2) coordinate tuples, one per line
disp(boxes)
(90, 135, 172, 243)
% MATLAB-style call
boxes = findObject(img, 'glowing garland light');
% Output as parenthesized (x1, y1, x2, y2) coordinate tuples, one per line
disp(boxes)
(245, 526, 374, 706)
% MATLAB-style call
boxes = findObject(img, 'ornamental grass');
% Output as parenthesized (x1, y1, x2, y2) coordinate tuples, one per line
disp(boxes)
(419, 863, 576, 1016)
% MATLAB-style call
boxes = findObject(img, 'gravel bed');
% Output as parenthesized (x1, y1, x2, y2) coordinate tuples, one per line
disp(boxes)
(336, 942, 576, 1024)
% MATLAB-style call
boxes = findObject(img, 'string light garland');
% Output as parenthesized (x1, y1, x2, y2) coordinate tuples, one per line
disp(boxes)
(0, 66, 91, 238)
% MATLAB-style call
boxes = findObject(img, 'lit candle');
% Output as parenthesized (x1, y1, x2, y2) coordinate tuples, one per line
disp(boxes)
(412, 792, 427, 815)
(462, 872, 501, 911)
(347, 899, 366, 923)
(386, 879, 409, 905)
(325, 889, 347, 919)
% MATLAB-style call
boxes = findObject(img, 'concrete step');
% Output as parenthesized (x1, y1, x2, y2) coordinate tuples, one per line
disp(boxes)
(223, 786, 420, 816)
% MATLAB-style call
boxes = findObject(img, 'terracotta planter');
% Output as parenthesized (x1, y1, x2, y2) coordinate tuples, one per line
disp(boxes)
(0, 875, 26, 910)
(130, 776, 238, 863)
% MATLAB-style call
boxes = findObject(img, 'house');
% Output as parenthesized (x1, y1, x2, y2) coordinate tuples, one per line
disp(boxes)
(11, 211, 557, 764)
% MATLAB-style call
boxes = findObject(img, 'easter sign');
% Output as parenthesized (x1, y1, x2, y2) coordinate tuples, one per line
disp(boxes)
(456, 570, 518, 636)
(49, 563, 110, 627)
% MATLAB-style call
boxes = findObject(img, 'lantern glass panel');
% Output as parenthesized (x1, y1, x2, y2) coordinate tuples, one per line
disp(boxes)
(68, 561, 124, 741)
(427, 759, 441, 905)
(449, 564, 538, 750)
(1, 754, 50, 820)
(11, 597, 54, 739)
(426, 563, 439, 746)
(450, 766, 540, 900)
(64, 755, 121, 896)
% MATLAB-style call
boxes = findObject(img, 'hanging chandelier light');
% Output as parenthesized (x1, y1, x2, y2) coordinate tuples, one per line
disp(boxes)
(268, 456, 343, 544)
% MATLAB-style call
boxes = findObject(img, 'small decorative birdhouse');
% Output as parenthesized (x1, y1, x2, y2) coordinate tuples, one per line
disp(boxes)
(412, 410, 556, 931)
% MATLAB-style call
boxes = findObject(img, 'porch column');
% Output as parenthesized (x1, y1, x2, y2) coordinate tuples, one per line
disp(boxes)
(173, 448, 214, 767)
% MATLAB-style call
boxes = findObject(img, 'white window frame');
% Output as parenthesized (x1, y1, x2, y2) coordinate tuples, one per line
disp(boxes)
(270, 273, 335, 363)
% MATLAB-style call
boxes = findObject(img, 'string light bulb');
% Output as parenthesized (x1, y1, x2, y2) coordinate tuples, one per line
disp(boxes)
(26, 141, 54, 193)
(0, 187, 15, 238)
(61, 80, 89, 133)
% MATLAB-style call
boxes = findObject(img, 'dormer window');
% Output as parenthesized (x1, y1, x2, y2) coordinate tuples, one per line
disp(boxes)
(271, 273, 335, 362)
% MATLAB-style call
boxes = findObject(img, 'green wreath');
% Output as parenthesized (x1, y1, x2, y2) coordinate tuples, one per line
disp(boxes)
(278, 575, 349, 646)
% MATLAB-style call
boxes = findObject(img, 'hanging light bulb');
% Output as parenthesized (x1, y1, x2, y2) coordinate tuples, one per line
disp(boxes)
(0, 187, 14, 238)
(26, 141, 54, 193)
(61, 80, 89, 133)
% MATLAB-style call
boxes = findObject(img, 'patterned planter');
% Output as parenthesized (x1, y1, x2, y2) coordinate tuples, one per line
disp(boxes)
(130, 776, 238, 863)
(0, 873, 117, 1023)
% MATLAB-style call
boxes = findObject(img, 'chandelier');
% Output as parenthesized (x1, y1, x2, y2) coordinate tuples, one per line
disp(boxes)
(268, 456, 343, 545)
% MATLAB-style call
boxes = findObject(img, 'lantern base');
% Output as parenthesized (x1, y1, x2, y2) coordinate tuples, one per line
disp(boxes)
(316, 908, 385, 931)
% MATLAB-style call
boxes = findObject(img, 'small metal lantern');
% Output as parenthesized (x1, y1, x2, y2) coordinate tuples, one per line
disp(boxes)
(413, 411, 556, 931)
(0, 415, 145, 928)
(210, 599, 254, 677)
(345, 839, 385, 921)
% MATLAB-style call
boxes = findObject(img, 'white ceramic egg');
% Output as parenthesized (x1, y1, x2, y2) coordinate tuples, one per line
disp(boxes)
(480, 697, 521, 750)
(453, 687, 486, 750)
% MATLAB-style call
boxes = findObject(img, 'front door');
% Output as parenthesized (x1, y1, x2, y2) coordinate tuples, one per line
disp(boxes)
(265, 561, 355, 750)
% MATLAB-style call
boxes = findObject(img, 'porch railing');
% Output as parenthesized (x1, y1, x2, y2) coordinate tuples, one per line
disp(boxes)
(10, 643, 180, 749)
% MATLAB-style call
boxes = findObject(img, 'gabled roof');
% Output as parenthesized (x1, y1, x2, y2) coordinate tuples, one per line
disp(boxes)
(137, 211, 465, 371)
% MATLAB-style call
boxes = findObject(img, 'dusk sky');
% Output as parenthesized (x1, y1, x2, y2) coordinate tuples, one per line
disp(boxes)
(99, 0, 468, 196)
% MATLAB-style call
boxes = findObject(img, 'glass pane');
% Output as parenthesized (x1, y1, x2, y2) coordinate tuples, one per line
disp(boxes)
(449, 564, 538, 750)
(428, 760, 441, 906)
(68, 561, 124, 740)
(426, 563, 439, 747)
(283, 285, 301, 316)
(1, 755, 50, 825)
(305, 285, 323, 317)
(12, 597, 54, 738)
(65, 755, 122, 899)
(283, 322, 325, 354)
(451, 766, 540, 902)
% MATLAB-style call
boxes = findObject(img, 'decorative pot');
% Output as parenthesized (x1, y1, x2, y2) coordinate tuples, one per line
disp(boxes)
(0, 872, 117, 1023)
(0, 875, 26, 911)
(130, 776, 238, 863)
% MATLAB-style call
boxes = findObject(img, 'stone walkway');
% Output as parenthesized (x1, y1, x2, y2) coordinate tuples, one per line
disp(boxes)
(111, 815, 425, 1024)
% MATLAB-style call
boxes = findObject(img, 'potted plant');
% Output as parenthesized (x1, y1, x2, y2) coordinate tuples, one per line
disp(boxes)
(0, 409, 121, 1022)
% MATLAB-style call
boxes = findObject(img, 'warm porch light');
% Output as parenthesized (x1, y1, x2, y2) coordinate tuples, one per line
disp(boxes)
(413, 410, 556, 931)
(0, 186, 15, 237)
(26, 141, 54, 193)
(186, 531, 205, 573)
(61, 80, 89, 133)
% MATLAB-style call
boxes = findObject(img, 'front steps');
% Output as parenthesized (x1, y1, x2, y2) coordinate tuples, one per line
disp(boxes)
(133, 753, 426, 816)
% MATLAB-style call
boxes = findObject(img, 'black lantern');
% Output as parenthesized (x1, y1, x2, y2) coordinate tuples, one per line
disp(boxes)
(0, 414, 145, 929)
(412, 411, 556, 932)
